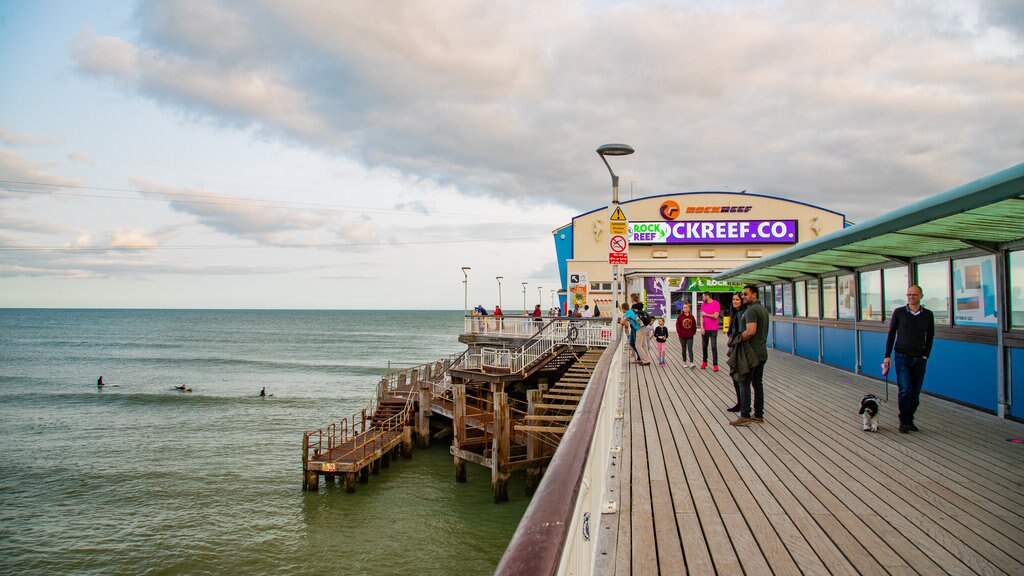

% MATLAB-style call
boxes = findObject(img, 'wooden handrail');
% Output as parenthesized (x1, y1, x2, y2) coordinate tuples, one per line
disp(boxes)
(494, 332, 620, 576)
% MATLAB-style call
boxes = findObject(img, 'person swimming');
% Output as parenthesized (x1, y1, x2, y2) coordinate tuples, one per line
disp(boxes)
(260, 387, 266, 397)
(97, 376, 104, 387)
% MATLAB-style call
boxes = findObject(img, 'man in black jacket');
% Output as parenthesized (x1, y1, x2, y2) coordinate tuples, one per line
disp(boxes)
(883, 285, 935, 433)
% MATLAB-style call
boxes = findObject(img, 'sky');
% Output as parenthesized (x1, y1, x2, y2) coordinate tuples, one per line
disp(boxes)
(1, 0, 1022, 310)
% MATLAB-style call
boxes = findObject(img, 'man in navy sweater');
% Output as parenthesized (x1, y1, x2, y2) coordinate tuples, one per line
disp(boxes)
(883, 285, 935, 433)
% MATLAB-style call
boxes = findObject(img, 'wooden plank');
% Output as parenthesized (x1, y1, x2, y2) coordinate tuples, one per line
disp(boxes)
(516, 425, 567, 434)
(522, 415, 573, 421)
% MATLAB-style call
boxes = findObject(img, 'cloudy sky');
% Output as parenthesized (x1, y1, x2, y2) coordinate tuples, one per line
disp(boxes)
(1, 0, 1022, 309)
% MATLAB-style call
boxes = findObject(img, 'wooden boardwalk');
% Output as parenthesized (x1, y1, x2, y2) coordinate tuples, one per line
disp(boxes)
(598, 337, 1024, 575)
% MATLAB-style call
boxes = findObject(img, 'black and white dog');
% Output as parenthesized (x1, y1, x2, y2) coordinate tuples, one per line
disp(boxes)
(859, 394, 881, 432)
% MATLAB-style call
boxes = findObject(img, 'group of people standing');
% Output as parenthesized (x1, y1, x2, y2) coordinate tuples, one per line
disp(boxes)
(618, 284, 935, 433)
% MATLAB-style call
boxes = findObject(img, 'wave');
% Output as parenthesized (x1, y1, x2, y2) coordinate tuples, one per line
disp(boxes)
(110, 355, 392, 376)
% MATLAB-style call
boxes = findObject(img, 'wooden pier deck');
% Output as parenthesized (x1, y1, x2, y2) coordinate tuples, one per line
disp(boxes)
(599, 339, 1024, 575)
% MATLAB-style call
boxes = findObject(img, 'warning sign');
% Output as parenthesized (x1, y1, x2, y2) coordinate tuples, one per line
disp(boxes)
(609, 253, 628, 264)
(610, 222, 627, 234)
(609, 235, 628, 253)
(610, 206, 627, 222)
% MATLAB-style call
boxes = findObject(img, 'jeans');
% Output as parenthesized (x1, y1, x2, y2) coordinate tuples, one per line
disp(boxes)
(679, 337, 694, 362)
(738, 360, 766, 418)
(629, 327, 640, 360)
(894, 353, 927, 425)
(702, 330, 719, 365)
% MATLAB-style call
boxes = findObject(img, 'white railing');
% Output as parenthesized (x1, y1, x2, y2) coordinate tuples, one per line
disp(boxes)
(558, 339, 625, 574)
(457, 318, 614, 374)
(464, 315, 548, 337)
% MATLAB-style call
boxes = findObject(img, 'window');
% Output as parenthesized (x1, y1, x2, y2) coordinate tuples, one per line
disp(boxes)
(822, 277, 837, 319)
(837, 274, 856, 319)
(590, 282, 612, 291)
(952, 255, 997, 326)
(1011, 251, 1024, 329)
(782, 283, 794, 317)
(882, 266, 908, 320)
(794, 281, 806, 317)
(806, 279, 820, 318)
(916, 260, 950, 325)
(859, 270, 882, 321)
(774, 284, 785, 315)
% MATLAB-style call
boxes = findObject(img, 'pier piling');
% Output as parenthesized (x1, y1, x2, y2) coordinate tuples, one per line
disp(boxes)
(453, 384, 467, 483)
(492, 391, 510, 503)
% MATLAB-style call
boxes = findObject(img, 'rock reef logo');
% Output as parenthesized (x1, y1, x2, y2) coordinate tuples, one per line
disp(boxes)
(686, 205, 752, 214)
(659, 200, 681, 220)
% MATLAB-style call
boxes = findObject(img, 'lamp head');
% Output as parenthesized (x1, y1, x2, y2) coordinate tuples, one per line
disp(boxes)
(596, 143, 634, 157)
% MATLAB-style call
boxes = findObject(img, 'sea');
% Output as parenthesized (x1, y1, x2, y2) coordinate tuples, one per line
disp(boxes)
(0, 309, 530, 575)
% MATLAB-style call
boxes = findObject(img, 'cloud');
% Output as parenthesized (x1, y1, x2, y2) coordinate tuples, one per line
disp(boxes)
(0, 127, 54, 146)
(0, 148, 84, 199)
(69, 1, 1024, 223)
(130, 178, 379, 248)
(68, 150, 95, 165)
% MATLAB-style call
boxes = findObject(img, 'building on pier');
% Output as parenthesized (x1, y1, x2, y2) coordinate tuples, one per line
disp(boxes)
(552, 191, 846, 317)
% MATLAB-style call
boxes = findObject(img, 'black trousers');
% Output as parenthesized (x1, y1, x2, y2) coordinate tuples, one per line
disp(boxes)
(738, 360, 766, 418)
(701, 330, 718, 365)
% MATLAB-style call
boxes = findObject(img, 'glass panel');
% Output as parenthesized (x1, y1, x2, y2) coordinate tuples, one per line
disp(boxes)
(837, 274, 855, 319)
(859, 270, 882, 321)
(1012, 251, 1024, 329)
(822, 277, 837, 319)
(782, 283, 794, 316)
(806, 279, 819, 318)
(794, 281, 806, 317)
(883, 266, 908, 320)
(952, 255, 997, 326)
(916, 260, 950, 325)
(774, 284, 784, 315)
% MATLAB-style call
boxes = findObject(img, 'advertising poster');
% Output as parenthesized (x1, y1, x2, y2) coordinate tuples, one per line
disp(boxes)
(567, 272, 589, 311)
(643, 277, 671, 318)
(837, 275, 856, 319)
(953, 255, 997, 326)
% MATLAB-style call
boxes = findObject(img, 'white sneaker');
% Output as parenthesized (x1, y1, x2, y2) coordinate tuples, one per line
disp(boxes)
(690, 362, 696, 369)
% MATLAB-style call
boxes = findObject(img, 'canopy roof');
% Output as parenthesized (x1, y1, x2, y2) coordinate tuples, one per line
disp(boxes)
(714, 163, 1024, 285)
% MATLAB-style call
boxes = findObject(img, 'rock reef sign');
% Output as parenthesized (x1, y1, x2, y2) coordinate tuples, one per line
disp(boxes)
(628, 220, 798, 244)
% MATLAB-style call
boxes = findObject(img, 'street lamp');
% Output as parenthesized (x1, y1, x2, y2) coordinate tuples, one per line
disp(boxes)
(496, 276, 503, 310)
(597, 143, 635, 325)
(522, 282, 528, 312)
(537, 286, 542, 311)
(550, 289, 556, 312)
(462, 267, 471, 316)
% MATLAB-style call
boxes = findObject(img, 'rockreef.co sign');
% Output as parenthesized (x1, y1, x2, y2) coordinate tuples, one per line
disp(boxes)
(627, 220, 798, 244)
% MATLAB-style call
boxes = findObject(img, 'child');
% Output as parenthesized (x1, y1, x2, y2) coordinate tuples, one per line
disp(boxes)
(653, 317, 669, 365)
(675, 301, 697, 368)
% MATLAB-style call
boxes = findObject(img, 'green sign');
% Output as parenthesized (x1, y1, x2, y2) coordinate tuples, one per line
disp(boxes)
(684, 276, 744, 293)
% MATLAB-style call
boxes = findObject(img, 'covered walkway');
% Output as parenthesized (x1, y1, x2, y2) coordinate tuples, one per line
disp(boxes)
(598, 338, 1024, 575)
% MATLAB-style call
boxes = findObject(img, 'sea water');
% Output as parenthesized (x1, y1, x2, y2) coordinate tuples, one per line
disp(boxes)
(0, 309, 529, 575)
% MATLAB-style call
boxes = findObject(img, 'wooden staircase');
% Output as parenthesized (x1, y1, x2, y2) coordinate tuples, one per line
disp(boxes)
(520, 349, 603, 435)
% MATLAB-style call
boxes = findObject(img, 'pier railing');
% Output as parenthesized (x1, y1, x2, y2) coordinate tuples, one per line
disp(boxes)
(458, 318, 613, 374)
(463, 315, 613, 341)
(494, 331, 625, 576)
(302, 390, 415, 468)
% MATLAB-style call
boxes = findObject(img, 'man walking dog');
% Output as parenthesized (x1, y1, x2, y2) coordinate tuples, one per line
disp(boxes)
(883, 285, 935, 433)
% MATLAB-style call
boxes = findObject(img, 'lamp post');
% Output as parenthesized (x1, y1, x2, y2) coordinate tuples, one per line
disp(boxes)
(550, 289, 556, 313)
(537, 286, 542, 312)
(461, 267, 471, 316)
(522, 282, 528, 313)
(496, 276, 503, 309)
(597, 143, 635, 326)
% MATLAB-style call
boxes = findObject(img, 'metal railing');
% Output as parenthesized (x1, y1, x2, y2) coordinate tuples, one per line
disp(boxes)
(457, 318, 614, 375)
(463, 315, 613, 341)
(495, 333, 625, 576)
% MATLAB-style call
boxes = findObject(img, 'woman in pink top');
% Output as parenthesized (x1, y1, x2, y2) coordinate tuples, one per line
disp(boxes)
(700, 293, 720, 371)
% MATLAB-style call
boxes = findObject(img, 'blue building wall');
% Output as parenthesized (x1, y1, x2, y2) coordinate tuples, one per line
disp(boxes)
(770, 319, 1004, 414)
(794, 323, 819, 360)
(773, 320, 793, 354)
(926, 339, 997, 412)
(821, 326, 857, 372)
(1011, 348, 1024, 420)
(553, 226, 574, 314)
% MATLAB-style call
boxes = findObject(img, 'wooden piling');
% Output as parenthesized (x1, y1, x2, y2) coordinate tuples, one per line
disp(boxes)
(402, 425, 413, 458)
(492, 391, 510, 503)
(416, 385, 431, 448)
(525, 388, 544, 495)
(304, 470, 318, 491)
(358, 467, 369, 484)
(344, 472, 356, 493)
(454, 384, 467, 483)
